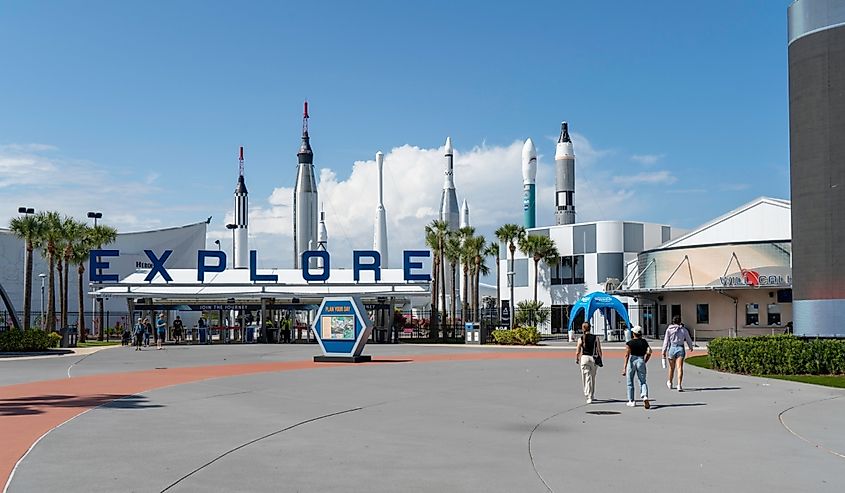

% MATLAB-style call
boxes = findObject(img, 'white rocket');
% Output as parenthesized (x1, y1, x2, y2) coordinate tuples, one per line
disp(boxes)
(293, 101, 319, 268)
(234, 146, 249, 269)
(316, 204, 328, 269)
(439, 137, 460, 309)
(555, 122, 576, 225)
(522, 138, 537, 228)
(373, 151, 389, 268)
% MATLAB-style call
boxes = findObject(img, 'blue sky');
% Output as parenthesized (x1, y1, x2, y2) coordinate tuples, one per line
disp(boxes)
(0, 0, 793, 267)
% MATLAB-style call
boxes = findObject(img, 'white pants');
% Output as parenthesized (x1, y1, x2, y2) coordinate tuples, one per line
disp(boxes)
(580, 355, 597, 399)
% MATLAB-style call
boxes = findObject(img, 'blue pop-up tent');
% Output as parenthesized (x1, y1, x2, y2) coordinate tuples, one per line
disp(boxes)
(567, 291, 632, 337)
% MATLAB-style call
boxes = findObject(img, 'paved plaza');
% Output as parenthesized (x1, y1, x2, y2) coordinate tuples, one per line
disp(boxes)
(1, 343, 843, 492)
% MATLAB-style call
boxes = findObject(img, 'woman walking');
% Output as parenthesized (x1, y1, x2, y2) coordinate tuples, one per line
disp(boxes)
(575, 322, 602, 404)
(662, 316, 694, 391)
(622, 325, 652, 408)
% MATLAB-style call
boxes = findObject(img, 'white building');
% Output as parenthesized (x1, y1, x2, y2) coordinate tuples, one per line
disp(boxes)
(499, 220, 671, 335)
(613, 197, 792, 340)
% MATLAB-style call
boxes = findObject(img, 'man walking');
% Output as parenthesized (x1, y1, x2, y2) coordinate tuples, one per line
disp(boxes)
(622, 325, 652, 408)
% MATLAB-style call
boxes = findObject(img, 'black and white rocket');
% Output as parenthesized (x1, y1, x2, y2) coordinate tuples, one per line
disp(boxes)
(234, 146, 249, 269)
(373, 151, 389, 268)
(316, 204, 328, 269)
(293, 102, 319, 269)
(554, 122, 576, 225)
(439, 137, 460, 308)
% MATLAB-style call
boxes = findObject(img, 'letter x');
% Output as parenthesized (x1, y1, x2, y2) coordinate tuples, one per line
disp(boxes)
(144, 250, 174, 282)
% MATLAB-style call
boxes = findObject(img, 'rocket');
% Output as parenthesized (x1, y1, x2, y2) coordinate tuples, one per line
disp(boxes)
(373, 151, 389, 268)
(460, 199, 470, 229)
(316, 204, 328, 269)
(293, 101, 319, 269)
(234, 145, 249, 269)
(439, 137, 460, 229)
(555, 122, 576, 225)
(522, 138, 537, 228)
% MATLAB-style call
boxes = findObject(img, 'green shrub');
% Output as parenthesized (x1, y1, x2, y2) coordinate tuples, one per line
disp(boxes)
(708, 335, 845, 375)
(0, 328, 55, 352)
(492, 326, 541, 346)
(48, 331, 62, 348)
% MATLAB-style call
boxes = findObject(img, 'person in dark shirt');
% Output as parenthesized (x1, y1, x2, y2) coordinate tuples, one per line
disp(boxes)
(172, 316, 184, 344)
(622, 325, 652, 409)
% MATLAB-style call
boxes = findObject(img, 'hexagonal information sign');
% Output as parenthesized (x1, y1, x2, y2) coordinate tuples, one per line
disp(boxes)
(312, 296, 374, 363)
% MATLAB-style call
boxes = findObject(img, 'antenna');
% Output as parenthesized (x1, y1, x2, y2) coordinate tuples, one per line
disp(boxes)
(302, 100, 309, 135)
(238, 146, 244, 177)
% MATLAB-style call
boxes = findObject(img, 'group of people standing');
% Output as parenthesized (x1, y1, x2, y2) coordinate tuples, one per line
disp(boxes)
(131, 314, 184, 351)
(574, 316, 695, 408)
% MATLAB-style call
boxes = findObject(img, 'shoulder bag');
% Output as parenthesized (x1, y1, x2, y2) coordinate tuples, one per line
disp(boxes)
(592, 335, 603, 367)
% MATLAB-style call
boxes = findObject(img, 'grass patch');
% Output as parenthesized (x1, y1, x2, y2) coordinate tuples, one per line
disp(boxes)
(685, 354, 845, 388)
(76, 341, 120, 347)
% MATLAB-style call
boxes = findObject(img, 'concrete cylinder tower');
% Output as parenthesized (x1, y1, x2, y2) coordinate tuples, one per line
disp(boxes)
(788, 0, 845, 337)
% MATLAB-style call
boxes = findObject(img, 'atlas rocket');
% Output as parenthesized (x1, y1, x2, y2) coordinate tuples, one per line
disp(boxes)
(234, 146, 249, 269)
(555, 122, 576, 225)
(293, 101, 319, 268)
(373, 151, 389, 268)
(439, 137, 460, 308)
(522, 138, 537, 228)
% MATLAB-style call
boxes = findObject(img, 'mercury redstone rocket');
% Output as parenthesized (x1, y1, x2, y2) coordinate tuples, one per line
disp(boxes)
(316, 204, 328, 269)
(373, 151, 389, 268)
(522, 138, 537, 228)
(293, 102, 319, 269)
(439, 137, 460, 308)
(555, 122, 576, 225)
(234, 146, 249, 269)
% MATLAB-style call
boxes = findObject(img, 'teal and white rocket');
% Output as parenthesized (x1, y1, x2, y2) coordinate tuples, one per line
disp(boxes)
(522, 138, 537, 228)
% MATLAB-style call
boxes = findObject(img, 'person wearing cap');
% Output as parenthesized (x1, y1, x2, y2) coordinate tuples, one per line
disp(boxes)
(622, 325, 652, 408)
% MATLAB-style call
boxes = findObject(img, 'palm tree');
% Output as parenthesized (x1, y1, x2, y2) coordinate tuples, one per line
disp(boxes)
(87, 224, 117, 341)
(495, 224, 525, 328)
(70, 226, 93, 343)
(425, 220, 449, 340)
(60, 218, 86, 331)
(464, 235, 488, 322)
(444, 232, 462, 330)
(518, 234, 560, 303)
(457, 226, 475, 322)
(34, 211, 62, 332)
(485, 241, 500, 321)
(424, 225, 441, 338)
(8, 214, 43, 330)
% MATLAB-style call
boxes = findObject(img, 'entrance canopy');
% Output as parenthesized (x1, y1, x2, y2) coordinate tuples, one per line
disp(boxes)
(568, 291, 632, 334)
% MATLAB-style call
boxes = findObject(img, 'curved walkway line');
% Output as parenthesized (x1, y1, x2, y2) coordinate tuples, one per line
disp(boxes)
(778, 395, 845, 460)
(0, 349, 611, 490)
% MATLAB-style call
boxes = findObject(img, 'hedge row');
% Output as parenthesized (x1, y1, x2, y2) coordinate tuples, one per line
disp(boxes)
(492, 326, 541, 346)
(0, 329, 61, 352)
(708, 335, 845, 375)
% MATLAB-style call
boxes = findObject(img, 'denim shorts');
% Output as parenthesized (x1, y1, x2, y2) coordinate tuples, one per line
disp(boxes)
(668, 345, 686, 360)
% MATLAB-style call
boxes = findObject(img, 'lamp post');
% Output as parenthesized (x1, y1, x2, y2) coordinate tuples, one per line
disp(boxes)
(87, 211, 102, 227)
(507, 270, 515, 330)
(225, 224, 237, 269)
(214, 239, 221, 251)
(18, 207, 35, 215)
(39, 273, 46, 329)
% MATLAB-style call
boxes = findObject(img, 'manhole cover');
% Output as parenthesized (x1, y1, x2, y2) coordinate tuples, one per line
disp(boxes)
(585, 410, 621, 415)
(155, 367, 168, 370)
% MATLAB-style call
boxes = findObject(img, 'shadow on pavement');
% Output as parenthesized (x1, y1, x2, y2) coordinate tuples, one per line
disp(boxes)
(369, 359, 413, 364)
(683, 387, 741, 392)
(649, 402, 706, 410)
(0, 394, 162, 416)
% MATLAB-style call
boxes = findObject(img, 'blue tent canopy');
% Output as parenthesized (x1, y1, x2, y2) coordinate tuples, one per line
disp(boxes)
(567, 292, 632, 335)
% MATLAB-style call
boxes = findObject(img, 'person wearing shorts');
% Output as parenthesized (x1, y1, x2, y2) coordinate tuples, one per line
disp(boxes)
(662, 316, 694, 391)
(156, 314, 167, 350)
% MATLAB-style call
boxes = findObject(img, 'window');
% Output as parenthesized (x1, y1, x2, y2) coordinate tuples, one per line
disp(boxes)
(696, 304, 709, 324)
(767, 304, 781, 326)
(746, 303, 759, 326)
(671, 304, 681, 321)
(596, 253, 624, 284)
(550, 255, 585, 285)
(623, 223, 644, 252)
(658, 304, 667, 325)
(573, 224, 596, 254)
(513, 258, 529, 287)
(551, 305, 564, 334)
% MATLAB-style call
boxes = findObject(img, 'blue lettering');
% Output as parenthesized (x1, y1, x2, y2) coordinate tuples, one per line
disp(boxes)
(403, 250, 431, 281)
(144, 250, 173, 282)
(197, 250, 226, 282)
(89, 249, 120, 282)
(353, 250, 381, 281)
(250, 250, 278, 282)
(302, 251, 330, 281)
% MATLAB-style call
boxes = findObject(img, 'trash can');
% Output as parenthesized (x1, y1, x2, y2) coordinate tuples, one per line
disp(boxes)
(465, 322, 480, 344)
(60, 327, 77, 348)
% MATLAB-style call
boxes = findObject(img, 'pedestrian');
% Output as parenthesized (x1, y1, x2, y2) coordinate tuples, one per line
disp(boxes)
(156, 314, 167, 350)
(662, 316, 694, 391)
(133, 318, 144, 351)
(575, 322, 602, 404)
(173, 315, 184, 344)
(143, 317, 152, 347)
(784, 321, 794, 335)
(622, 325, 652, 408)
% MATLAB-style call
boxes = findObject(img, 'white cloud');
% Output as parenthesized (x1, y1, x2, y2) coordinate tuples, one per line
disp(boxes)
(631, 153, 665, 165)
(611, 170, 677, 186)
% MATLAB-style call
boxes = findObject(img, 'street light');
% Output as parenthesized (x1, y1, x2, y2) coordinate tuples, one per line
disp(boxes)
(87, 211, 103, 227)
(507, 270, 515, 330)
(214, 239, 221, 251)
(225, 223, 237, 268)
(39, 273, 46, 329)
(18, 207, 35, 215)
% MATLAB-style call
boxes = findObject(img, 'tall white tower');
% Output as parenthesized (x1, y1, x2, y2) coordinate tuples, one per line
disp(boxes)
(293, 101, 319, 268)
(373, 151, 389, 268)
(234, 146, 249, 269)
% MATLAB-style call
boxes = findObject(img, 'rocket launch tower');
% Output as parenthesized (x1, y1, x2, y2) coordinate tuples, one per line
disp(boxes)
(554, 122, 576, 225)
(234, 146, 249, 269)
(293, 102, 319, 268)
